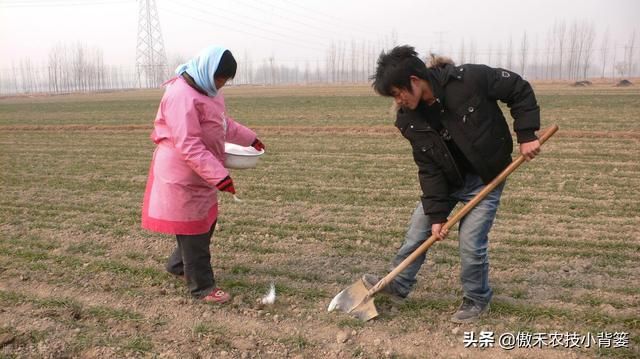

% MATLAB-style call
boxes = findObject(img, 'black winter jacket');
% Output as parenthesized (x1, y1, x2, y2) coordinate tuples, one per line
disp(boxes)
(395, 63, 540, 222)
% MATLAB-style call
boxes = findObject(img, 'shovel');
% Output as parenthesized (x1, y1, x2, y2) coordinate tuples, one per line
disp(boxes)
(328, 125, 559, 321)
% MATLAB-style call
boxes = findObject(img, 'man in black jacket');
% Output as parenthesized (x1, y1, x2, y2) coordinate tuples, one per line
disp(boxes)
(365, 45, 541, 323)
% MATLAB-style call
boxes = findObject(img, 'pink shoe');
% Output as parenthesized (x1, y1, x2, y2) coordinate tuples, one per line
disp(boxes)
(203, 288, 231, 304)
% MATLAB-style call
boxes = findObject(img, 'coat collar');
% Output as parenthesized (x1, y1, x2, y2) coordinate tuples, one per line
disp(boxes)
(427, 64, 465, 102)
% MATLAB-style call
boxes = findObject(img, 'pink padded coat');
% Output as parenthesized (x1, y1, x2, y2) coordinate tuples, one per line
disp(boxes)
(141, 77, 256, 235)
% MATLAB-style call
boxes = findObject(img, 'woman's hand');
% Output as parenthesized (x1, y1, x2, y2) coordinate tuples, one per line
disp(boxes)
(216, 176, 236, 194)
(252, 138, 265, 151)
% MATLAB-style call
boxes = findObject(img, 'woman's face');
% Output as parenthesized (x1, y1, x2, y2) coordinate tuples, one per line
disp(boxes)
(214, 77, 229, 90)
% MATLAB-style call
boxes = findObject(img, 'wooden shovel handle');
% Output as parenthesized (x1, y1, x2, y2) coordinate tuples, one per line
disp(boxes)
(368, 125, 559, 297)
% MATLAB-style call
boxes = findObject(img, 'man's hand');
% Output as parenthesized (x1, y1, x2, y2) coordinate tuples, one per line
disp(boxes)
(431, 223, 449, 241)
(520, 140, 541, 161)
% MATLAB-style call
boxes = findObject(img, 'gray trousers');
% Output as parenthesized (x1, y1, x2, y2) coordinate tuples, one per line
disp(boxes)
(166, 222, 216, 298)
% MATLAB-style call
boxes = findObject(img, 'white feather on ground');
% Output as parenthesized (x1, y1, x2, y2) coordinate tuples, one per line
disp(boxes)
(261, 283, 276, 305)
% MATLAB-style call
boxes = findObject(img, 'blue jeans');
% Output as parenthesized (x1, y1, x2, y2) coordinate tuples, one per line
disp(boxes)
(389, 174, 504, 305)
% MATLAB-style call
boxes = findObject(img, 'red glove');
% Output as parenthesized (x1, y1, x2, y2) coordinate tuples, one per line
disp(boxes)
(251, 138, 265, 151)
(216, 176, 236, 194)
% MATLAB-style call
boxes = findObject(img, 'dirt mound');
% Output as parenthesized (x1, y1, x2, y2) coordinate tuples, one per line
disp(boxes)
(571, 80, 592, 87)
(615, 79, 633, 87)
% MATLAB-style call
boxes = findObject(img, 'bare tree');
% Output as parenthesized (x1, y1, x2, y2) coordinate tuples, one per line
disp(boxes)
(350, 40, 357, 83)
(567, 22, 579, 80)
(519, 31, 528, 77)
(315, 59, 321, 83)
(532, 34, 540, 79)
(390, 29, 398, 47)
(72, 42, 85, 91)
(236, 50, 252, 85)
(19, 58, 35, 93)
(494, 42, 503, 68)
(581, 22, 596, 79)
(338, 42, 345, 82)
(626, 30, 636, 77)
(48, 44, 64, 93)
(327, 43, 336, 83)
(259, 58, 270, 84)
(304, 61, 310, 84)
(341, 48, 348, 83)
(468, 39, 477, 63)
(544, 27, 554, 80)
(11, 63, 19, 94)
(615, 60, 626, 78)
(360, 41, 366, 83)
(458, 39, 466, 64)
(506, 36, 513, 70)
(599, 27, 610, 78)
(555, 20, 567, 80)
(611, 42, 618, 79)
(94, 47, 105, 91)
(269, 57, 276, 85)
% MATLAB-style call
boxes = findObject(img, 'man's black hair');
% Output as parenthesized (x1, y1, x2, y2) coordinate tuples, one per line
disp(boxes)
(371, 45, 429, 96)
(214, 50, 237, 79)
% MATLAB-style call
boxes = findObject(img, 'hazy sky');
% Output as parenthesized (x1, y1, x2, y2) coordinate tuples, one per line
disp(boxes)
(1, 0, 638, 69)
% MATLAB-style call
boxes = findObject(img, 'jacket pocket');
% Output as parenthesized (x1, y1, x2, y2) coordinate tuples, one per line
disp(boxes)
(407, 131, 437, 169)
(408, 127, 438, 154)
(456, 95, 494, 142)
(412, 132, 463, 188)
(412, 140, 434, 155)
(455, 95, 482, 125)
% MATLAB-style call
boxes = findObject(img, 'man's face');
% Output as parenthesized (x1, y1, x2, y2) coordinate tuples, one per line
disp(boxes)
(390, 77, 422, 110)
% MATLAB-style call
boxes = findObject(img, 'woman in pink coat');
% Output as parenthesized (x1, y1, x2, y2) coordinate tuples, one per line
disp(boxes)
(142, 46, 265, 304)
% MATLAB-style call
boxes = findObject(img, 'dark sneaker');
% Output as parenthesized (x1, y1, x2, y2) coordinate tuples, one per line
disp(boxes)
(450, 297, 489, 324)
(362, 274, 406, 302)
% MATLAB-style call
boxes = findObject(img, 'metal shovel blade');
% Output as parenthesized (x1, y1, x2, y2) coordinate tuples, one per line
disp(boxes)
(327, 278, 379, 321)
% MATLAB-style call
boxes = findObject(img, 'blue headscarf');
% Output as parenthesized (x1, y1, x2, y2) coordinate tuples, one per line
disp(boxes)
(175, 45, 228, 97)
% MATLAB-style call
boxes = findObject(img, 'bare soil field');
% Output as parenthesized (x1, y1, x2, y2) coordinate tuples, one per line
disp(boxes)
(0, 83, 638, 358)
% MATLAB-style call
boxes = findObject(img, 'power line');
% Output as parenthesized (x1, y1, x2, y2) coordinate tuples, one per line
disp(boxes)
(158, 3, 328, 54)
(259, 0, 438, 45)
(233, 0, 376, 42)
(160, 6, 327, 54)
(178, 0, 336, 47)
(0, 0, 131, 7)
(278, 0, 374, 36)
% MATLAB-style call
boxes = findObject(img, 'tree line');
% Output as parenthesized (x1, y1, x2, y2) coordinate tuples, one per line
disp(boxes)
(0, 42, 138, 95)
(0, 21, 637, 95)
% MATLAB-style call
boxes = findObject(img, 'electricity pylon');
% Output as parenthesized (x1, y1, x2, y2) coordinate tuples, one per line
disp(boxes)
(135, 0, 167, 88)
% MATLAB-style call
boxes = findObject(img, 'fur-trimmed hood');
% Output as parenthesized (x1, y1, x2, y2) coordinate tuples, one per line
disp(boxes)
(426, 54, 455, 69)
